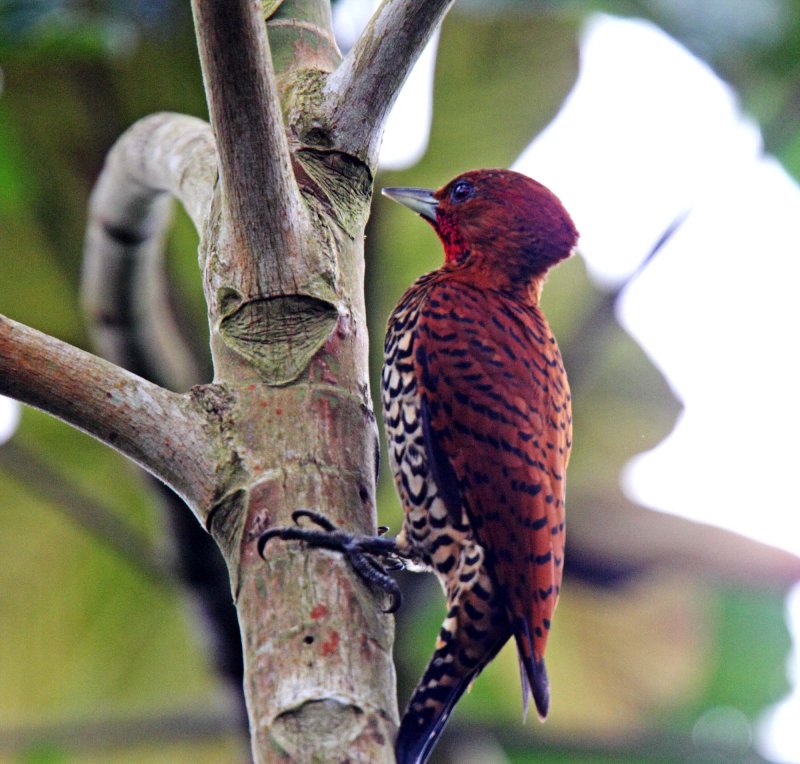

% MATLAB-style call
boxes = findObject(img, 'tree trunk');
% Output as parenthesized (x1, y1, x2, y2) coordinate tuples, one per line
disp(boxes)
(0, 0, 454, 760)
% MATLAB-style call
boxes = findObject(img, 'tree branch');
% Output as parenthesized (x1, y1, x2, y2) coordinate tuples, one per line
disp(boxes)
(192, 0, 311, 298)
(0, 436, 247, 727)
(0, 314, 223, 517)
(86, 112, 216, 238)
(81, 111, 247, 727)
(322, 0, 455, 168)
(0, 440, 170, 583)
(82, 113, 216, 391)
(0, 708, 242, 756)
(265, 0, 341, 77)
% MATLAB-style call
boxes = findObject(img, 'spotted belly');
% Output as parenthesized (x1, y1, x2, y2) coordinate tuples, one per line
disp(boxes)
(382, 296, 486, 591)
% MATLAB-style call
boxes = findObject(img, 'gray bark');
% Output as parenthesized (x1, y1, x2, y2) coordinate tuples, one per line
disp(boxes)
(0, 1, 456, 760)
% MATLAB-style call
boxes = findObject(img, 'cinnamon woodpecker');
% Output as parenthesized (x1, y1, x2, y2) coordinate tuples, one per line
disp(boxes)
(381, 169, 577, 764)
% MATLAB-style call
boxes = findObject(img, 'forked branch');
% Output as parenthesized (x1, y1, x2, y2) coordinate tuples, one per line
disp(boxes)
(322, 0, 455, 168)
(2, 2, 459, 761)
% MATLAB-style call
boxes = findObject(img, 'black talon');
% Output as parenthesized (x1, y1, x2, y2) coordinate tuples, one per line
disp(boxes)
(257, 527, 286, 559)
(256, 509, 407, 611)
(351, 553, 403, 613)
(292, 508, 337, 532)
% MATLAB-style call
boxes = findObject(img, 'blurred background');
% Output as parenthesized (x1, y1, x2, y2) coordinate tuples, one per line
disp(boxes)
(1, 1, 799, 762)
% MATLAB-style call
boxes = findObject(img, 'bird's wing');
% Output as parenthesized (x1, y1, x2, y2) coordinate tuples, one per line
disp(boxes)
(413, 279, 570, 716)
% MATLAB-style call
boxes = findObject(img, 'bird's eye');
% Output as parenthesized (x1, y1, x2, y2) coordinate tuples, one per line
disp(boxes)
(449, 180, 474, 205)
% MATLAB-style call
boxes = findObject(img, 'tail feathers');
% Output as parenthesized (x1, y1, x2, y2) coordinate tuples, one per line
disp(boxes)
(395, 670, 473, 764)
(519, 658, 532, 721)
(395, 634, 507, 764)
(515, 629, 550, 719)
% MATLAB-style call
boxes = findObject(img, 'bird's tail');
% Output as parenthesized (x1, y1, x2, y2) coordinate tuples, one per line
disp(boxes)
(395, 628, 507, 764)
(515, 626, 550, 720)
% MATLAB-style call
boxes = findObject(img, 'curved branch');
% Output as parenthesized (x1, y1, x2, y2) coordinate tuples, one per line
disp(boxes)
(322, 0, 455, 168)
(192, 0, 311, 296)
(87, 112, 216, 235)
(81, 111, 247, 726)
(0, 314, 221, 517)
(82, 113, 217, 391)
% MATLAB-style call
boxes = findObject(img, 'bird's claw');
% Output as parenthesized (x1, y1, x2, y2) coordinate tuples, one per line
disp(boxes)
(257, 509, 405, 613)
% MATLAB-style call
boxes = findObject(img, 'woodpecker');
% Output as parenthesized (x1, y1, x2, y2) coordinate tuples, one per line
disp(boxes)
(381, 169, 576, 764)
(258, 168, 577, 764)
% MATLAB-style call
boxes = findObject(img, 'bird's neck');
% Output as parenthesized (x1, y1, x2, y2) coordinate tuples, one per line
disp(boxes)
(439, 259, 546, 306)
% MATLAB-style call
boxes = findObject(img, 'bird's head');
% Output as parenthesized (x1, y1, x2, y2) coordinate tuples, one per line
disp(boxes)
(383, 169, 578, 293)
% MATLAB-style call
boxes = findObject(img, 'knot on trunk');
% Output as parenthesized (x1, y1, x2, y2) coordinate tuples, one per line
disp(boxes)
(219, 295, 339, 385)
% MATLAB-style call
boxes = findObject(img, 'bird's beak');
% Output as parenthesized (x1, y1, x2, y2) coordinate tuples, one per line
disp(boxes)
(381, 187, 438, 222)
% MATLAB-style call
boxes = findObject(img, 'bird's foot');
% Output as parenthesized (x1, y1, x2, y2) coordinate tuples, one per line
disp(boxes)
(258, 509, 406, 613)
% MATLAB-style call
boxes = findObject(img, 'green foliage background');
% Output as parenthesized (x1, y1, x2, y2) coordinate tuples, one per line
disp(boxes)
(1, 2, 798, 762)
